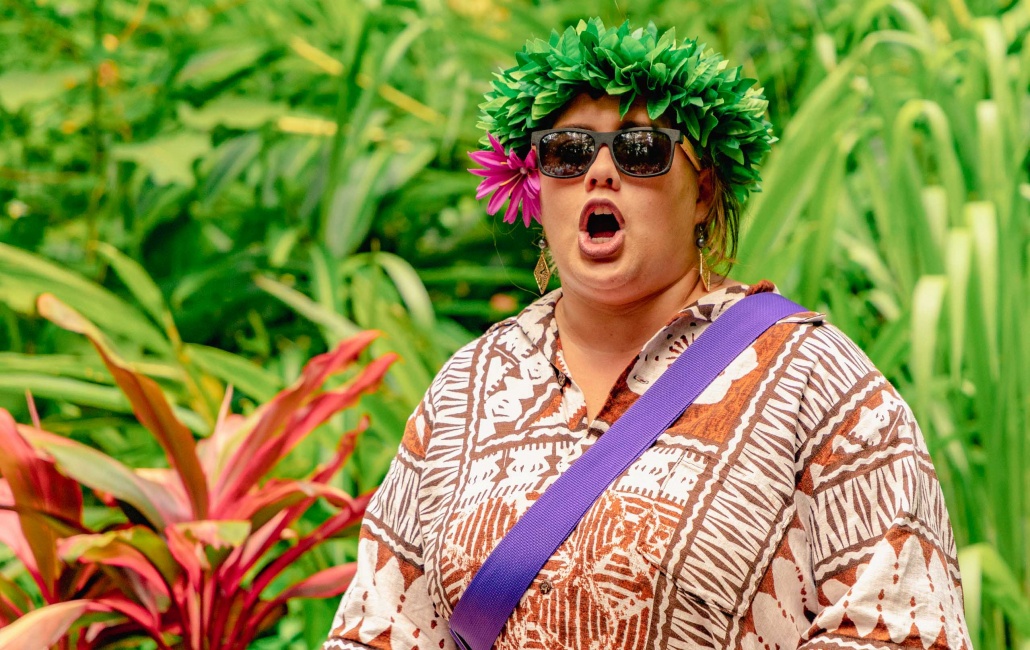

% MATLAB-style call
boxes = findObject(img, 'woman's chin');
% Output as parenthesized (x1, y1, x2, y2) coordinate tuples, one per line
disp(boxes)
(559, 264, 647, 304)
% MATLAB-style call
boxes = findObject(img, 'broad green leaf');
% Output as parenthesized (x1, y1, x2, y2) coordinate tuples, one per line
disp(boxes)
(0, 352, 109, 383)
(199, 133, 263, 210)
(0, 243, 168, 354)
(910, 275, 946, 412)
(176, 44, 267, 87)
(965, 202, 999, 379)
(254, 274, 362, 343)
(0, 375, 128, 411)
(365, 252, 435, 329)
(94, 242, 170, 332)
(178, 98, 287, 131)
(308, 245, 338, 322)
(324, 148, 392, 257)
(0, 67, 88, 112)
(945, 229, 971, 382)
(959, 543, 1030, 636)
(112, 132, 211, 187)
(184, 344, 282, 403)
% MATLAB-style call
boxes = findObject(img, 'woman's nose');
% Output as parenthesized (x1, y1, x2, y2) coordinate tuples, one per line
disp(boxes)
(584, 145, 621, 190)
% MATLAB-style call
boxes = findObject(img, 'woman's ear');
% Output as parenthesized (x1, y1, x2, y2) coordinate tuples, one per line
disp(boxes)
(694, 168, 716, 219)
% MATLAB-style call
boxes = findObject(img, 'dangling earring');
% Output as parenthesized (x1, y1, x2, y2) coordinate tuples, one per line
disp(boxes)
(695, 225, 711, 292)
(534, 237, 553, 294)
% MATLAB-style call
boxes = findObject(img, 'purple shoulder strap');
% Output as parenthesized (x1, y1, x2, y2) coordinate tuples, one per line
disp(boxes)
(448, 292, 806, 650)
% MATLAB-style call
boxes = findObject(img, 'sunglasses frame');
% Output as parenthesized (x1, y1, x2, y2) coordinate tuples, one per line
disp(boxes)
(530, 127, 684, 178)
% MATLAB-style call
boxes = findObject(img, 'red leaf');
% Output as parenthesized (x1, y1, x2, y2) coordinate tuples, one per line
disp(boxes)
(0, 409, 83, 601)
(0, 480, 40, 586)
(21, 426, 188, 528)
(165, 525, 203, 593)
(311, 416, 368, 484)
(0, 600, 108, 649)
(232, 355, 394, 508)
(38, 294, 210, 520)
(196, 385, 243, 481)
(224, 479, 356, 524)
(58, 532, 172, 601)
(211, 332, 384, 515)
(237, 565, 357, 649)
(217, 511, 291, 593)
(93, 594, 170, 648)
(165, 520, 251, 594)
(273, 563, 357, 601)
(0, 573, 31, 624)
(244, 498, 369, 609)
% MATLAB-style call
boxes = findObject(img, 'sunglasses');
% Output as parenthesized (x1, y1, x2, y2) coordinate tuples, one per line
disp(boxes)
(530, 127, 688, 178)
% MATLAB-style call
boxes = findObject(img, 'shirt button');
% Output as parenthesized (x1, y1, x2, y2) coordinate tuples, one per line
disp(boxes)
(539, 581, 553, 595)
(554, 369, 567, 386)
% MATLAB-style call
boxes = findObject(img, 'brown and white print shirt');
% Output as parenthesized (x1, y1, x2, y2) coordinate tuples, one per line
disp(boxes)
(325, 283, 971, 650)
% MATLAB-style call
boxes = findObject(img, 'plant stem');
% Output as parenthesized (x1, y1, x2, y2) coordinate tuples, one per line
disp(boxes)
(87, 0, 107, 262)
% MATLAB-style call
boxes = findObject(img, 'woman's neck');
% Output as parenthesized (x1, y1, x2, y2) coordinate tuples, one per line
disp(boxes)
(555, 272, 712, 361)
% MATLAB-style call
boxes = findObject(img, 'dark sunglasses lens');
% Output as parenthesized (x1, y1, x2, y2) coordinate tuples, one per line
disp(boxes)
(614, 131, 673, 176)
(539, 131, 595, 177)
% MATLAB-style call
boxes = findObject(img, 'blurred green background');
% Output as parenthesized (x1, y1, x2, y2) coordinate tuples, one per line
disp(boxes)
(0, 0, 1027, 646)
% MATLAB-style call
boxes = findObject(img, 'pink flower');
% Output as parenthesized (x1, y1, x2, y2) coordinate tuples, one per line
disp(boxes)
(468, 134, 541, 228)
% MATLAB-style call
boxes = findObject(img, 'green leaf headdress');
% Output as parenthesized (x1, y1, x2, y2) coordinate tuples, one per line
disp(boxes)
(473, 17, 775, 223)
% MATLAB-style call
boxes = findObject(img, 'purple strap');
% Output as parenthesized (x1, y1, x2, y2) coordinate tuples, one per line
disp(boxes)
(448, 292, 806, 650)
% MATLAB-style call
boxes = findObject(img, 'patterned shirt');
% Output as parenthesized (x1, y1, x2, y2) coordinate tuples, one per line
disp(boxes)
(325, 283, 971, 649)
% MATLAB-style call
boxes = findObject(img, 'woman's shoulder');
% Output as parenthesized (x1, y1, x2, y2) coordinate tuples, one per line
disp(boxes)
(427, 291, 558, 391)
(729, 282, 882, 384)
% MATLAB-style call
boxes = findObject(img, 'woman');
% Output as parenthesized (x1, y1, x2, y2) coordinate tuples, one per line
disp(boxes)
(325, 18, 971, 649)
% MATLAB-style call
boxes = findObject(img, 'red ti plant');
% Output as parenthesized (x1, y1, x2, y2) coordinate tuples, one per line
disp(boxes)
(0, 294, 396, 649)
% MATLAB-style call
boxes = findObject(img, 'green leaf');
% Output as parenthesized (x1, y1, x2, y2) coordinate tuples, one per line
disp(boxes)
(365, 253, 435, 329)
(0, 67, 89, 112)
(184, 344, 282, 403)
(0, 243, 169, 355)
(910, 275, 946, 412)
(94, 242, 169, 331)
(176, 44, 267, 87)
(254, 274, 362, 343)
(199, 133, 263, 210)
(112, 132, 211, 187)
(177, 98, 287, 131)
(959, 543, 1030, 636)
(0, 374, 128, 411)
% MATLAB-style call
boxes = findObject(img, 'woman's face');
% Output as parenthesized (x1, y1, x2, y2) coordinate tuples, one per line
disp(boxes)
(538, 93, 712, 308)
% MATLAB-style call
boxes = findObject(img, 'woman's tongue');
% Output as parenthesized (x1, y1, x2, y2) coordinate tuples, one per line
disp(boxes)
(588, 213, 620, 241)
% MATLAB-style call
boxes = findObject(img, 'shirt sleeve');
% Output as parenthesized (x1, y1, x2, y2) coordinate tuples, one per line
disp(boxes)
(324, 393, 453, 650)
(787, 329, 972, 648)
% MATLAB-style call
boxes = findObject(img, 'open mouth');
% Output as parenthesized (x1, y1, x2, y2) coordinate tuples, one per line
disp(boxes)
(578, 199, 625, 259)
(587, 211, 621, 241)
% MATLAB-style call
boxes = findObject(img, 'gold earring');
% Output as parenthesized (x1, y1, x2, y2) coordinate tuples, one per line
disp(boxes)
(695, 228, 711, 292)
(534, 238, 552, 294)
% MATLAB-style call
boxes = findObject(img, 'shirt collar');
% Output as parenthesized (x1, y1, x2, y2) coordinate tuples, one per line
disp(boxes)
(509, 283, 768, 374)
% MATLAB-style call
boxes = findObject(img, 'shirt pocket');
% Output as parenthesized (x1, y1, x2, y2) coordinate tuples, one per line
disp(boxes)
(637, 448, 793, 618)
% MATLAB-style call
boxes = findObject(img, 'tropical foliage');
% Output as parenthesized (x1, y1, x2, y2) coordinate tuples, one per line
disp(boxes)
(0, 0, 1027, 647)
(0, 295, 391, 648)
